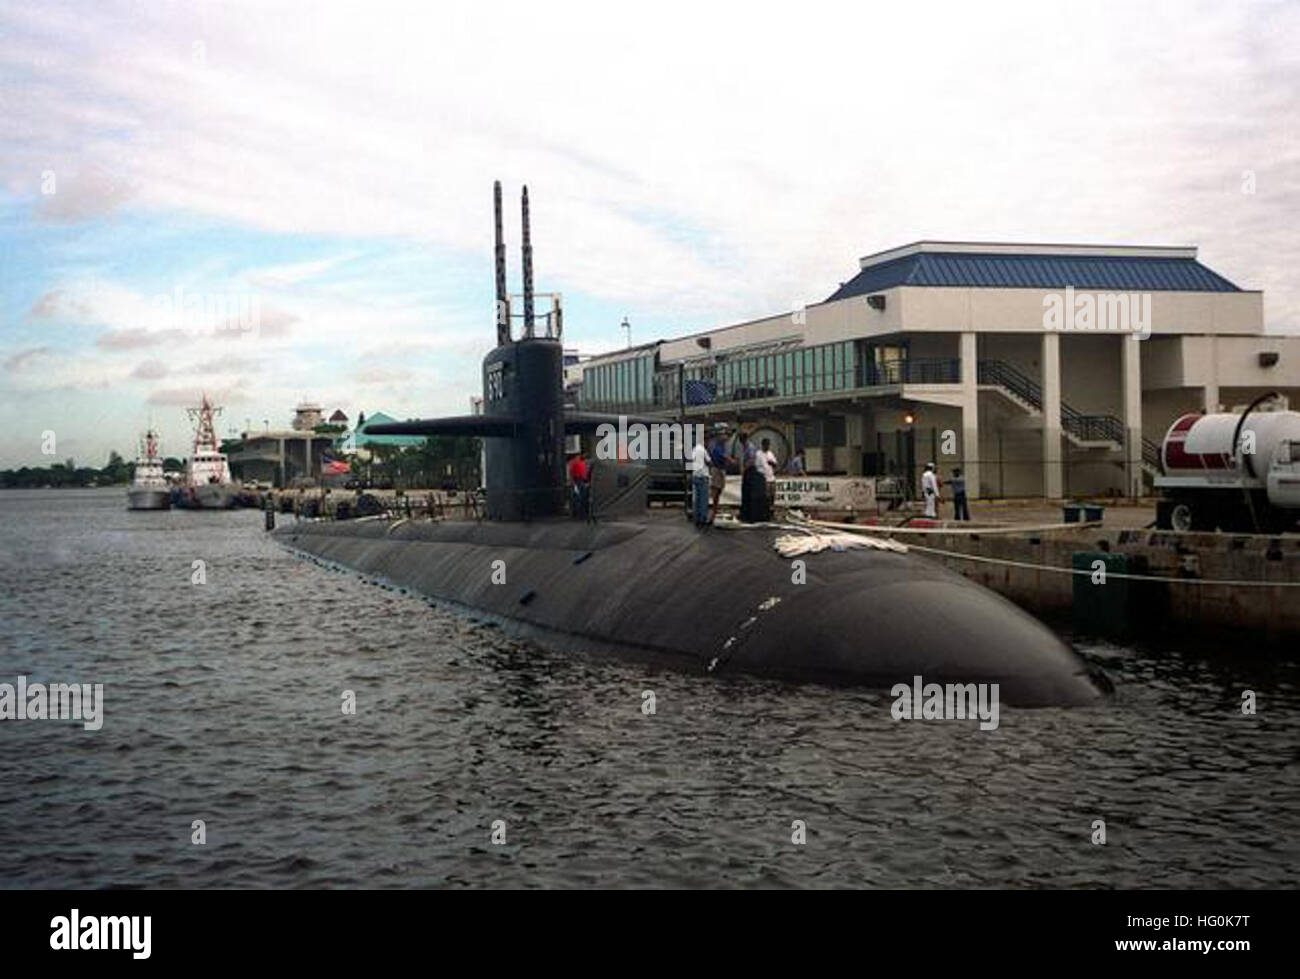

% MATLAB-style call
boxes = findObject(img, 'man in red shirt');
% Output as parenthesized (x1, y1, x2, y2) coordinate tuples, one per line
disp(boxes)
(567, 452, 589, 518)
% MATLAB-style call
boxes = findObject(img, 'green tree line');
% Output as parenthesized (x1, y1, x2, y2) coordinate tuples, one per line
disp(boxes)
(354, 437, 481, 490)
(0, 451, 185, 489)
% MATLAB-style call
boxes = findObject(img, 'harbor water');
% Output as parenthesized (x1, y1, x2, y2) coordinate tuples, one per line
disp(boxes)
(1, 488, 1297, 888)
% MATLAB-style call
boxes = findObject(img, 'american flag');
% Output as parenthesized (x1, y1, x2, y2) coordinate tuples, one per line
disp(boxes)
(684, 379, 716, 405)
(322, 452, 351, 475)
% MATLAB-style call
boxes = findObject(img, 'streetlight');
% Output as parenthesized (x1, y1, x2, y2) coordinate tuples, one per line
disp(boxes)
(621, 316, 631, 349)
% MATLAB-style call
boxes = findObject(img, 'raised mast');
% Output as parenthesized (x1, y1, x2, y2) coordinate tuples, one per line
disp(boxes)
(494, 180, 509, 346)
(521, 185, 535, 338)
(188, 395, 223, 455)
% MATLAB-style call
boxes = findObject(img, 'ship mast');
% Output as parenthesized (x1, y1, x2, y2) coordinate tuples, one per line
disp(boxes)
(187, 395, 223, 455)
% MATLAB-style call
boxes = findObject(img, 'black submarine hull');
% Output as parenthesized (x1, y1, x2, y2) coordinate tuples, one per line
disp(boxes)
(275, 517, 1105, 707)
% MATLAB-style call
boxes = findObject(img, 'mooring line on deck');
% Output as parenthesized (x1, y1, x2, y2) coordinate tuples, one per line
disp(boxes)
(797, 516, 1104, 536)
(876, 538, 1300, 588)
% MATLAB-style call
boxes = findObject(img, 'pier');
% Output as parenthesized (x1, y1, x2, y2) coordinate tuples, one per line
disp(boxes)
(812, 506, 1300, 647)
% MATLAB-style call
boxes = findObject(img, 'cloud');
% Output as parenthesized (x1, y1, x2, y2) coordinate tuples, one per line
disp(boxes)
(130, 359, 168, 379)
(355, 366, 415, 384)
(147, 383, 251, 407)
(255, 306, 297, 338)
(4, 346, 53, 371)
(35, 166, 135, 223)
(7, 0, 1298, 326)
(97, 328, 181, 350)
(184, 355, 263, 374)
(28, 292, 63, 319)
(249, 253, 361, 289)
(4, 1, 1293, 327)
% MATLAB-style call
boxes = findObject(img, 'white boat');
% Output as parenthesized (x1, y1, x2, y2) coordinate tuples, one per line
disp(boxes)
(181, 396, 240, 509)
(127, 428, 171, 510)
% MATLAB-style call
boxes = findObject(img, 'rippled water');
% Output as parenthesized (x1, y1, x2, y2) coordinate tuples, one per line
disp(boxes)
(1, 488, 1298, 888)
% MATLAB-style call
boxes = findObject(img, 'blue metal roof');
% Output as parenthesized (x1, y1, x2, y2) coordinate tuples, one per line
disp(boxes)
(825, 251, 1243, 302)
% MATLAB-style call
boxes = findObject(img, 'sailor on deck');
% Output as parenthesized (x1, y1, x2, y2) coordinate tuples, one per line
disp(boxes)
(689, 435, 711, 527)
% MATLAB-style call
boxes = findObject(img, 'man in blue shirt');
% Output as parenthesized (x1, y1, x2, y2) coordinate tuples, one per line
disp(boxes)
(708, 425, 731, 523)
(951, 467, 970, 521)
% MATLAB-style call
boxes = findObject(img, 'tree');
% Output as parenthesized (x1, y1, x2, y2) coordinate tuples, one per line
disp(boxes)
(103, 450, 130, 485)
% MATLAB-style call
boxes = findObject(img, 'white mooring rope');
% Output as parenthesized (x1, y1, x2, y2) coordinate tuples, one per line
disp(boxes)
(805, 520, 1300, 588)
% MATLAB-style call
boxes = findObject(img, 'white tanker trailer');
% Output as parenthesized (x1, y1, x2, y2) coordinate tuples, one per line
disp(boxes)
(1154, 393, 1300, 533)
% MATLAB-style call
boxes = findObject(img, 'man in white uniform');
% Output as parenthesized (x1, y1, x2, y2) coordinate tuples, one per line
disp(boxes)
(757, 438, 778, 520)
(921, 462, 939, 519)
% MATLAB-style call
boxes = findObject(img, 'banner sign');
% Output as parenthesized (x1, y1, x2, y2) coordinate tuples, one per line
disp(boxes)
(720, 476, 876, 511)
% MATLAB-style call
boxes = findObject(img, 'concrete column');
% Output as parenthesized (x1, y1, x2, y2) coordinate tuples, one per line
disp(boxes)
(1204, 383, 1220, 414)
(1122, 334, 1143, 498)
(1204, 335, 1220, 412)
(1041, 332, 1063, 499)
(860, 409, 876, 475)
(959, 331, 981, 498)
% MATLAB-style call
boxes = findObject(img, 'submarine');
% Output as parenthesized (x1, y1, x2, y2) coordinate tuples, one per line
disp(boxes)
(274, 182, 1106, 708)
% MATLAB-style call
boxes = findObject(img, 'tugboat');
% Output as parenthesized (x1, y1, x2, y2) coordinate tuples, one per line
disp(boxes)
(178, 395, 239, 509)
(126, 428, 171, 510)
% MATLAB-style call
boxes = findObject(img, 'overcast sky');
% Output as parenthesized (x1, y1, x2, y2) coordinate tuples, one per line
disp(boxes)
(1, 0, 1297, 466)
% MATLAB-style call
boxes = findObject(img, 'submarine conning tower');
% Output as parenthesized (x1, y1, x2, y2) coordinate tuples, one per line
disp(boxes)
(363, 181, 578, 521)
(484, 182, 566, 520)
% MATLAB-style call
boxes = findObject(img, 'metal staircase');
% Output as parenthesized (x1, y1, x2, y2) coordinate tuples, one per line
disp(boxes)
(977, 360, 1162, 477)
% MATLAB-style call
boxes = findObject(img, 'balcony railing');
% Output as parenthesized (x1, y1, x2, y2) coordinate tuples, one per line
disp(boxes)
(866, 357, 961, 385)
(677, 345, 963, 409)
(602, 347, 1157, 467)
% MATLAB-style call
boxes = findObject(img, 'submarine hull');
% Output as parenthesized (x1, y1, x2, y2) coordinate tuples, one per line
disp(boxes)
(275, 517, 1104, 707)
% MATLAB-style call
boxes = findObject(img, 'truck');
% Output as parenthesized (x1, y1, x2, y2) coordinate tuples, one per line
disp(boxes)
(1154, 393, 1300, 533)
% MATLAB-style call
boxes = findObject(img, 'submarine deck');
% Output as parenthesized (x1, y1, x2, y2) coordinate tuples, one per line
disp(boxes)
(274, 512, 1105, 705)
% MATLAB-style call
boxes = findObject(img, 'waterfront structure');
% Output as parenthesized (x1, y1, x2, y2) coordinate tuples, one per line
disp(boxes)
(291, 400, 324, 431)
(226, 403, 346, 487)
(576, 242, 1300, 499)
(339, 411, 429, 455)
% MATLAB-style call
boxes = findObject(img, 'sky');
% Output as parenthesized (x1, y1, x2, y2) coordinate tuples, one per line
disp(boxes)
(1, 0, 1297, 467)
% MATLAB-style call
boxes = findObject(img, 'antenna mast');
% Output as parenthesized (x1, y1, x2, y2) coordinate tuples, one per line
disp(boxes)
(521, 186, 535, 338)
(494, 180, 509, 346)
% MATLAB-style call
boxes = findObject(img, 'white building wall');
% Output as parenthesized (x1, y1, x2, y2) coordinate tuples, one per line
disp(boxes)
(582, 244, 1298, 499)
(1061, 334, 1123, 416)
